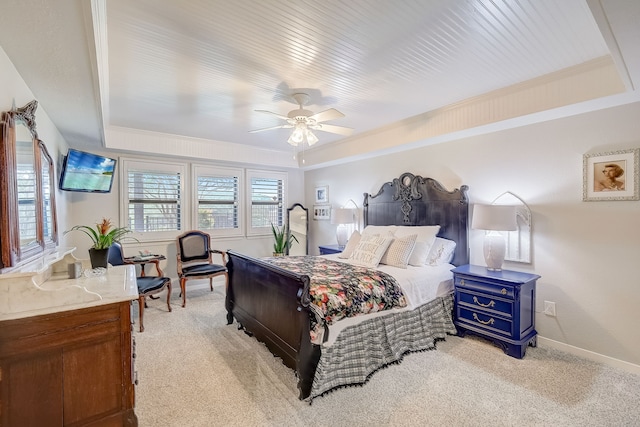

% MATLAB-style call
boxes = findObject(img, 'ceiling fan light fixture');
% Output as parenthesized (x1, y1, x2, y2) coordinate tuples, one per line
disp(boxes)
(288, 126, 305, 146)
(305, 129, 318, 146)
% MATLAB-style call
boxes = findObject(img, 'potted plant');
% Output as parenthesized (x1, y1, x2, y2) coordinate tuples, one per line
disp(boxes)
(65, 218, 134, 268)
(270, 223, 298, 256)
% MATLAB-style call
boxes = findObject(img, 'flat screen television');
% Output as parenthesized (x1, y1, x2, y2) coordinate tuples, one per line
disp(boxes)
(59, 149, 117, 193)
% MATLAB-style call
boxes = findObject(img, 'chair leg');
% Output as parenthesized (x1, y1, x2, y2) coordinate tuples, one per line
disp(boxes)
(181, 277, 187, 308)
(209, 277, 213, 292)
(166, 281, 173, 312)
(138, 295, 145, 333)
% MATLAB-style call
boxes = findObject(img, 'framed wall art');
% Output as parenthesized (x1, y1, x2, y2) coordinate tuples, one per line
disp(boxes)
(313, 204, 331, 220)
(315, 186, 329, 203)
(583, 148, 639, 201)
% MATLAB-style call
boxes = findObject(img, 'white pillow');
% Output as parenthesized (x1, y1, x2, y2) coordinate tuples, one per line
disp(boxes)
(408, 241, 430, 266)
(427, 237, 457, 266)
(379, 233, 417, 269)
(361, 225, 397, 237)
(349, 233, 393, 268)
(394, 225, 440, 266)
(338, 230, 361, 259)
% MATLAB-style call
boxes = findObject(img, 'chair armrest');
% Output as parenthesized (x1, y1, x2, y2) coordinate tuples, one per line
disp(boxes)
(210, 249, 228, 265)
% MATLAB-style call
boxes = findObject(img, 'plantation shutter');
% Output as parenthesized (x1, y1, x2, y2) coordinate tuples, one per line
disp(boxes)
(197, 175, 239, 230)
(127, 169, 182, 232)
(250, 176, 284, 228)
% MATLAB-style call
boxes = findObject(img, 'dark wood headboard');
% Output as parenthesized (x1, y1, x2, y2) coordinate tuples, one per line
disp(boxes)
(363, 172, 469, 266)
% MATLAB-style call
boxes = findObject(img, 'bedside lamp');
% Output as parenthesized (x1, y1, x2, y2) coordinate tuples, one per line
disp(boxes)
(472, 204, 517, 271)
(331, 208, 355, 248)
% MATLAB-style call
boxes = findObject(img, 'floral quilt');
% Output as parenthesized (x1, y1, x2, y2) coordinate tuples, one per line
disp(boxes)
(263, 256, 407, 344)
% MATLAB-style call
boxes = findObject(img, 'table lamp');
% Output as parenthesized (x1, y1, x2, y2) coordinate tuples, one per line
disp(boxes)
(471, 204, 517, 271)
(331, 207, 355, 248)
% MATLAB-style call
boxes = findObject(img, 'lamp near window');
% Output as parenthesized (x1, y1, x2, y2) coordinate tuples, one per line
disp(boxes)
(331, 207, 355, 248)
(471, 204, 517, 271)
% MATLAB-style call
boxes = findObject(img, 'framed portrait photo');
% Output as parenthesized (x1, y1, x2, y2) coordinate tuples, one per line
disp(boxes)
(313, 204, 331, 220)
(315, 186, 329, 203)
(583, 148, 639, 201)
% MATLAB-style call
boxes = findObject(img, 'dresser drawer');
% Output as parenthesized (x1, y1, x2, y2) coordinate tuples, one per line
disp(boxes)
(455, 276, 514, 299)
(457, 307, 512, 337)
(457, 290, 513, 317)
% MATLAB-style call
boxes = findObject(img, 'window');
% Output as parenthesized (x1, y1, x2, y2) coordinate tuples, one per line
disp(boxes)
(121, 159, 185, 239)
(246, 169, 287, 236)
(193, 165, 243, 237)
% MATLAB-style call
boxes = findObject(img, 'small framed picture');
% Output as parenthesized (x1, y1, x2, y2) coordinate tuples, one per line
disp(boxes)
(313, 204, 331, 220)
(583, 148, 639, 201)
(315, 186, 329, 203)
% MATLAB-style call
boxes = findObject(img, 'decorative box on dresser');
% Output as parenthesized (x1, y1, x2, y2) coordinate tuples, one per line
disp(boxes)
(451, 264, 540, 359)
(318, 244, 343, 255)
(0, 248, 139, 426)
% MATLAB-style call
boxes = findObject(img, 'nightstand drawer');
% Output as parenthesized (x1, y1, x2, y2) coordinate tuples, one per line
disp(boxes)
(457, 290, 513, 317)
(455, 276, 514, 299)
(457, 307, 512, 337)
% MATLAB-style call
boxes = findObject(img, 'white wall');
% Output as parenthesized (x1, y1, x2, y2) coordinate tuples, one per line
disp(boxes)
(0, 47, 71, 243)
(306, 101, 640, 371)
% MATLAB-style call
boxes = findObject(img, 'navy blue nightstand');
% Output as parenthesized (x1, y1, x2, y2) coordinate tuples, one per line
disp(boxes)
(452, 264, 540, 359)
(318, 244, 343, 255)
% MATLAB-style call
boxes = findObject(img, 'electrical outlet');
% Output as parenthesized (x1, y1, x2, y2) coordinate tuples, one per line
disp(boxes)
(544, 301, 556, 317)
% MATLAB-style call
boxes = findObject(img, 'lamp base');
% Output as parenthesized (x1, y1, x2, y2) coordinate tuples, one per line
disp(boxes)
(483, 232, 506, 271)
(336, 224, 349, 248)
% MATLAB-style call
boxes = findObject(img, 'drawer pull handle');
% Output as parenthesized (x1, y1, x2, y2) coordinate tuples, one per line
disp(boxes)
(460, 279, 465, 286)
(473, 296, 495, 308)
(473, 313, 495, 325)
(501, 288, 507, 295)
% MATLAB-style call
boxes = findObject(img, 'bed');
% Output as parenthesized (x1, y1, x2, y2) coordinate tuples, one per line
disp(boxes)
(225, 172, 469, 401)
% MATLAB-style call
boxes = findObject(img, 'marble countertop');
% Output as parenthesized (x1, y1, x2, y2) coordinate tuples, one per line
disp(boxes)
(0, 248, 138, 322)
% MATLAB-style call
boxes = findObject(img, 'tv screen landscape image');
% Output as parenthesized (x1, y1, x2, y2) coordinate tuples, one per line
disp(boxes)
(59, 149, 117, 193)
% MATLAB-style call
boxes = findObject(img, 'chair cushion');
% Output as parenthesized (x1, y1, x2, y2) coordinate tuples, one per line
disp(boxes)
(181, 264, 226, 277)
(137, 277, 170, 294)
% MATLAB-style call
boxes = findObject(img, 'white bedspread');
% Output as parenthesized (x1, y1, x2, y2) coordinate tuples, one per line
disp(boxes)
(320, 254, 454, 347)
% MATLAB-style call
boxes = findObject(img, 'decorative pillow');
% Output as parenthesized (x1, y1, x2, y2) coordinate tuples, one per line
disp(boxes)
(427, 237, 457, 266)
(348, 233, 393, 268)
(361, 225, 397, 237)
(393, 225, 440, 266)
(380, 233, 417, 269)
(338, 230, 361, 259)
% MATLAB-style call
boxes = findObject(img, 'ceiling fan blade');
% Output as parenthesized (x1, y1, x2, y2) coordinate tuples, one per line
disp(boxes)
(248, 124, 293, 133)
(308, 108, 344, 123)
(255, 110, 291, 121)
(313, 123, 354, 136)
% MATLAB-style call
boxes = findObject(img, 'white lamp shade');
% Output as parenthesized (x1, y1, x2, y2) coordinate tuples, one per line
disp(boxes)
(472, 204, 517, 231)
(331, 208, 354, 225)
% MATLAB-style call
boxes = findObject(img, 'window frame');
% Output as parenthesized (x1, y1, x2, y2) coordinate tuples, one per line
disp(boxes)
(192, 164, 244, 238)
(246, 169, 288, 237)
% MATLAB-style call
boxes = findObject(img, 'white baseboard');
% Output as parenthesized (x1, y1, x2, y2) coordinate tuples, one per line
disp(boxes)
(538, 336, 640, 376)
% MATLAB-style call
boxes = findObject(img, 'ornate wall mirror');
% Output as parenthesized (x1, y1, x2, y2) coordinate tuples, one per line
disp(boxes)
(287, 203, 308, 255)
(1, 100, 58, 270)
(492, 192, 531, 263)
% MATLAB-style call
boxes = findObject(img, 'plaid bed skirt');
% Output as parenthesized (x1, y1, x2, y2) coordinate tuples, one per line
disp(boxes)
(309, 294, 456, 401)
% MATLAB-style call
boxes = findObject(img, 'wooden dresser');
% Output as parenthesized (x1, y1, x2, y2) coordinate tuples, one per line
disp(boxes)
(0, 248, 139, 426)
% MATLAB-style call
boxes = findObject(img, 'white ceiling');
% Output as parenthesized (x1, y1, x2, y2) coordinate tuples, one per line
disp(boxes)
(1, 0, 639, 169)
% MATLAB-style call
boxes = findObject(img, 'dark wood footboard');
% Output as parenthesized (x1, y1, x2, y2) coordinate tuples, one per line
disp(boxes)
(225, 251, 321, 399)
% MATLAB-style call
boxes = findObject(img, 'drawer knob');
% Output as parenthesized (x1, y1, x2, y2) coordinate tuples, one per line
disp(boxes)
(473, 296, 495, 308)
(473, 313, 495, 325)
(460, 279, 465, 286)
(501, 288, 507, 295)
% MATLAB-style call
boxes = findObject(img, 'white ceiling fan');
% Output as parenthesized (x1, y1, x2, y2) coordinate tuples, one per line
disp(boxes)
(249, 93, 353, 146)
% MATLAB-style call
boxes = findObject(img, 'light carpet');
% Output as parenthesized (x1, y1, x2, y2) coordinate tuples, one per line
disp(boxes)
(134, 286, 640, 426)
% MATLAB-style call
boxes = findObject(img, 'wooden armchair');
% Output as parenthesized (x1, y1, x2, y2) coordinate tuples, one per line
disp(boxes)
(108, 242, 172, 332)
(175, 230, 228, 308)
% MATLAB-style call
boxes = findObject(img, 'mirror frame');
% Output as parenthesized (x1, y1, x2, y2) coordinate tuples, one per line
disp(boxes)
(0, 100, 58, 270)
(286, 203, 308, 255)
